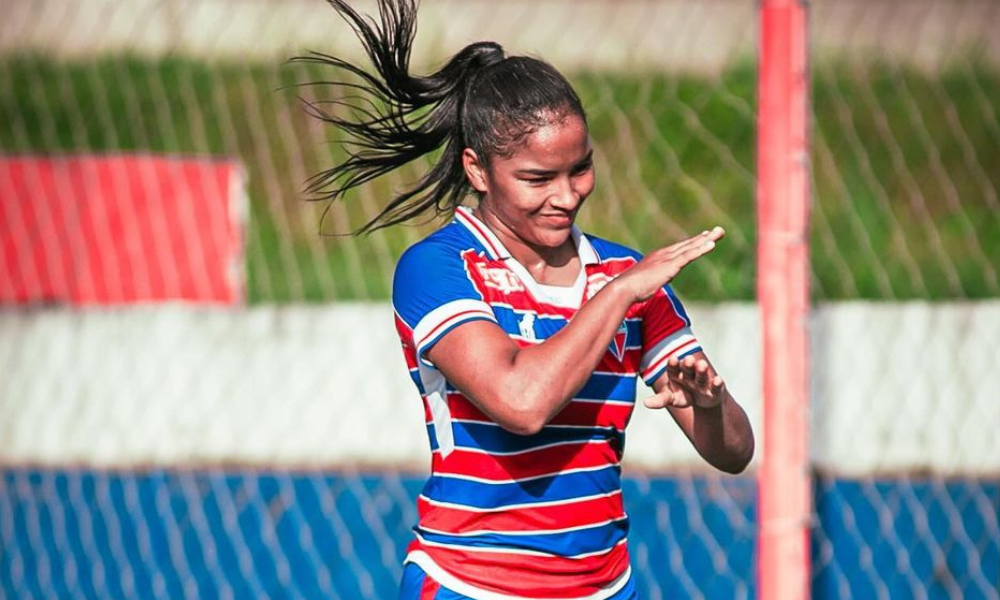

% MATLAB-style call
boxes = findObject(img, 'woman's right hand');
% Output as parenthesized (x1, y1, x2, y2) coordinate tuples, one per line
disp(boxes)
(613, 226, 725, 303)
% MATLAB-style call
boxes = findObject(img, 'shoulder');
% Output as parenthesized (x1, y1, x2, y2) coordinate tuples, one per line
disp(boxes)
(581, 232, 644, 263)
(395, 220, 480, 276)
(392, 219, 491, 309)
(392, 219, 496, 334)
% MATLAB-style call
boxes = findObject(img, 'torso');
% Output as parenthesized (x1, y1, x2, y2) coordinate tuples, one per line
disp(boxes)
(390, 206, 700, 600)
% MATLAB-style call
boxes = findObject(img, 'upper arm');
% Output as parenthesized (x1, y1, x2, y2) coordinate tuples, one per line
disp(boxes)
(424, 318, 521, 409)
(393, 242, 526, 429)
(393, 242, 497, 363)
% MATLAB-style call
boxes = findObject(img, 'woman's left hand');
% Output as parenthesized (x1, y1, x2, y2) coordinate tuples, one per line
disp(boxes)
(643, 355, 727, 410)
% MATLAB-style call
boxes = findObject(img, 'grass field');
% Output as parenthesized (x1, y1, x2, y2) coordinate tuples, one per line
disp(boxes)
(1, 55, 997, 302)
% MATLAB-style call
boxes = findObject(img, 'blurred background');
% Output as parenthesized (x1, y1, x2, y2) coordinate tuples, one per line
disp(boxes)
(0, 0, 997, 598)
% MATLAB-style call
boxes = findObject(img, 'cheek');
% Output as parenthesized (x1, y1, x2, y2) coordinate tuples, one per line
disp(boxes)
(575, 172, 596, 199)
(490, 181, 537, 221)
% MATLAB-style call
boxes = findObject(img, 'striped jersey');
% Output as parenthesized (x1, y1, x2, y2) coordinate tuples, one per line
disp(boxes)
(392, 206, 702, 600)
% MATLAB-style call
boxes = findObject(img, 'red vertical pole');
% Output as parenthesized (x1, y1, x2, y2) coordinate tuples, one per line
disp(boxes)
(757, 0, 811, 599)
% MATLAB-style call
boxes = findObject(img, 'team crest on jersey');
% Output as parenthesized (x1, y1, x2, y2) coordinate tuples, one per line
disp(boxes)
(609, 321, 629, 361)
(476, 263, 525, 294)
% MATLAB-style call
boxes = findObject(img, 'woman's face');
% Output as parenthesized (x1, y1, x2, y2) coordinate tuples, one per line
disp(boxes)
(464, 112, 595, 252)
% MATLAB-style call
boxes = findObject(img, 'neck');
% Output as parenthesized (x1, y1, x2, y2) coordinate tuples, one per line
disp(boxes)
(473, 207, 579, 282)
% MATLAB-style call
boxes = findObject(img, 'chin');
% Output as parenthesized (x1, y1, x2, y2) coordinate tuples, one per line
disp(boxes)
(533, 229, 573, 249)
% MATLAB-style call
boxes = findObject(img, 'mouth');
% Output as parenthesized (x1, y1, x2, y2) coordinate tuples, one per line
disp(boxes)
(539, 213, 574, 228)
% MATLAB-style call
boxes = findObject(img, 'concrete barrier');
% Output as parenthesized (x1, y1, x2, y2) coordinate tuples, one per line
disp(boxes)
(2, 301, 997, 474)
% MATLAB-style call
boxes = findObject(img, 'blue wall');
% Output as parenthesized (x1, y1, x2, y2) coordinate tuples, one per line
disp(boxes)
(0, 470, 996, 599)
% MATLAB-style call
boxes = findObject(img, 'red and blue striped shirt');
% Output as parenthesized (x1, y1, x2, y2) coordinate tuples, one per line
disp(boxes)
(392, 207, 701, 600)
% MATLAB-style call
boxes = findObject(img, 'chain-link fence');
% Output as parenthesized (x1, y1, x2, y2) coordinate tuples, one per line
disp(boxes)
(1, 0, 998, 598)
(807, 3, 1000, 597)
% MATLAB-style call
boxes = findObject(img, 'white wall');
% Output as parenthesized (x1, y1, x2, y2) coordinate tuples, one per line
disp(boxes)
(2, 302, 997, 475)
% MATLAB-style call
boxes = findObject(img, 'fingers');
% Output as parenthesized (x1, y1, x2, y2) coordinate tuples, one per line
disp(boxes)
(667, 355, 703, 384)
(645, 360, 727, 410)
(711, 375, 726, 398)
(657, 226, 725, 272)
(623, 226, 725, 302)
(659, 355, 727, 410)
(664, 226, 726, 254)
(643, 387, 689, 409)
(674, 237, 717, 267)
(695, 359, 710, 387)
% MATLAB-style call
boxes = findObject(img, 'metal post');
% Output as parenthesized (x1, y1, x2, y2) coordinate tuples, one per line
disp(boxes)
(756, 0, 811, 598)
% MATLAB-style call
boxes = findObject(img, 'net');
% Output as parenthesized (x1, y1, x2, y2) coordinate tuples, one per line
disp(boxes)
(1, 1, 761, 596)
(1, 0, 998, 598)
(809, 2, 1000, 597)
(0, 0, 760, 302)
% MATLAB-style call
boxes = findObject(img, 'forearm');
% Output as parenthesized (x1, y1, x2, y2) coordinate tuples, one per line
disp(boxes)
(428, 229, 725, 436)
(492, 280, 635, 430)
(687, 391, 755, 473)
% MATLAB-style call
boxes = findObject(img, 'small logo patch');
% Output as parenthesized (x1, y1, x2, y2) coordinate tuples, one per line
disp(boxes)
(477, 264, 525, 294)
(518, 312, 537, 341)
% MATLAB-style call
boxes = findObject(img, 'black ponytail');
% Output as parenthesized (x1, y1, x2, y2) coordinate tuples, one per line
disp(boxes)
(295, 0, 585, 234)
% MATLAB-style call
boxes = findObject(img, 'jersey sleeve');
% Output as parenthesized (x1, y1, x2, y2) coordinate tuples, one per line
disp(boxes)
(392, 241, 497, 363)
(639, 284, 701, 386)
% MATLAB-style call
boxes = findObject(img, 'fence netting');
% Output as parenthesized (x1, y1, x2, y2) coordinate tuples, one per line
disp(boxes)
(0, 0, 997, 599)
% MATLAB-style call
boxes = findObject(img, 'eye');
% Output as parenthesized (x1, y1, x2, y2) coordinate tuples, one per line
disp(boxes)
(572, 161, 593, 176)
(523, 176, 552, 186)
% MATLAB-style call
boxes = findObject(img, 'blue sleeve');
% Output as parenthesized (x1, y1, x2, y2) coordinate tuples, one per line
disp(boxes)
(392, 241, 497, 360)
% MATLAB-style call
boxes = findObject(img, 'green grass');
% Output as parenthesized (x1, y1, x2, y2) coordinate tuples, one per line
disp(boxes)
(1, 55, 997, 302)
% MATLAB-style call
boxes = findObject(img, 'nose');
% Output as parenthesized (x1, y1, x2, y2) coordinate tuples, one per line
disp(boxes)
(549, 176, 582, 211)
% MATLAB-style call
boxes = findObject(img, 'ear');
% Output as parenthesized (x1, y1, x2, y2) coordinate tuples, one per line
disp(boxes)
(462, 148, 489, 194)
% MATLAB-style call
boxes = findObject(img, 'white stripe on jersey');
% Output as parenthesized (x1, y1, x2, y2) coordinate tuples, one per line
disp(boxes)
(431, 438, 614, 457)
(431, 462, 621, 485)
(639, 326, 699, 379)
(412, 534, 628, 560)
(418, 489, 623, 513)
(413, 298, 496, 355)
(404, 551, 633, 600)
(418, 515, 629, 538)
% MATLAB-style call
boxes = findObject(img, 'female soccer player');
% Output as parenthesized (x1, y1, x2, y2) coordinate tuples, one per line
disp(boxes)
(301, 1, 755, 598)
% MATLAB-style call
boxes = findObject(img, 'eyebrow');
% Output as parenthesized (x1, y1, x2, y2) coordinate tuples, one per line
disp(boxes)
(514, 150, 594, 176)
